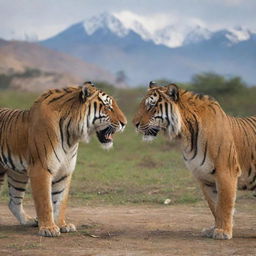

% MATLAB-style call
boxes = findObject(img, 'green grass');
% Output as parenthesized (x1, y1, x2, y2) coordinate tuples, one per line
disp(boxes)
(0, 88, 202, 205)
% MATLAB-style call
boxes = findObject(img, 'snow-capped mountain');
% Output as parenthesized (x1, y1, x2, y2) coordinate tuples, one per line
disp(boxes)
(225, 27, 251, 45)
(40, 12, 256, 85)
(83, 12, 129, 37)
(80, 12, 254, 48)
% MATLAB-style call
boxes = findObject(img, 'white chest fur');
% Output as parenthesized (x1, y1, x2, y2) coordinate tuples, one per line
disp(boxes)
(183, 149, 215, 183)
(48, 143, 78, 177)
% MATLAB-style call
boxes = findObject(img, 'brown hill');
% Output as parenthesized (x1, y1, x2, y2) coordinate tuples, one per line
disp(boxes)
(0, 40, 122, 91)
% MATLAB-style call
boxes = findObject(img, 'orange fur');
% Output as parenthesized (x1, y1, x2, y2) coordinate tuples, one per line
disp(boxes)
(0, 82, 127, 237)
(134, 82, 256, 240)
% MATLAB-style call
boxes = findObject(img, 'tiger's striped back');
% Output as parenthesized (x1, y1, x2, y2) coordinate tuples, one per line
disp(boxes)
(0, 82, 126, 236)
(133, 82, 256, 239)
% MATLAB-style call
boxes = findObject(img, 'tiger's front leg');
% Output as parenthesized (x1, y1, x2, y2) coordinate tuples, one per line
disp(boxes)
(29, 165, 60, 237)
(213, 169, 238, 240)
(199, 181, 217, 238)
(52, 174, 76, 233)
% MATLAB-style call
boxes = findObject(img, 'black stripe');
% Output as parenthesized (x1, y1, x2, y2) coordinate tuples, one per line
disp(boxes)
(0, 149, 6, 166)
(187, 114, 199, 160)
(165, 102, 171, 128)
(6, 144, 16, 170)
(59, 117, 67, 153)
(71, 151, 77, 160)
(47, 168, 52, 174)
(47, 94, 66, 104)
(52, 175, 68, 185)
(66, 118, 72, 147)
(0, 109, 12, 127)
(187, 120, 194, 152)
(46, 131, 61, 163)
(52, 188, 65, 196)
(21, 111, 26, 122)
(2, 149, 8, 166)
(159, 103, 163, 116)
(8, 175, 27, 184)
(94, 102, 97, 116)
(34, 140, 44, 168)
(42, 91, 53, 101)
(200, 141, 208, 166)
(248, 167, 252, 177)
(1, 110, 15, 132)
(250, 174, 256, 184)
(63, 88, 70, 93)
(204, 182, 215, 187)
(8, 183, 26, 192)
(86, 104, 91, 129)
(13, 196, 23, 199)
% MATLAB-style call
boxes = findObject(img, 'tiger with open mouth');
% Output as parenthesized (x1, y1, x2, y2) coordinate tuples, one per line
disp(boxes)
(0, 81, 127, 237)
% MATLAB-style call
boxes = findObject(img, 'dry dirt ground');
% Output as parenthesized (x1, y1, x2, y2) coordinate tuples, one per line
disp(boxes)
(1, 200, 256, 256)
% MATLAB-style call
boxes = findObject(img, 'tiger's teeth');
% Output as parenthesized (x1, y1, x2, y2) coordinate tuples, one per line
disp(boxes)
(105, 134, 113, 140)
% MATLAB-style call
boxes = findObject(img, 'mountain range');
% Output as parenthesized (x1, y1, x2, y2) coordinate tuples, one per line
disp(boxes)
(40, 12, 256, 86)
(0, 39, 120, 91)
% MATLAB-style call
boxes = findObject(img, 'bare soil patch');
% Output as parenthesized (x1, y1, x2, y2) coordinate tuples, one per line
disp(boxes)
(1, 200, 256, 256)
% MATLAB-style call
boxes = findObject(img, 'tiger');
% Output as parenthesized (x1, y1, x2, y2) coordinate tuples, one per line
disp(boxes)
(0, 81, 127, 237)
(133, 81, 256, 240)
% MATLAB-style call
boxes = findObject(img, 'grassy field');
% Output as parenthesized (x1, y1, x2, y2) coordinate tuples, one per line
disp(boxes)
(0, 86, 202, 206)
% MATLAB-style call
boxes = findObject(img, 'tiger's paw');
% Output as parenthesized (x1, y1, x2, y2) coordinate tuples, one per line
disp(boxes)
(38, 224, 60, 237)
(201, 226, 215, 238)
(60, 223, 76, 233)
(212, 228, 232, 240)
(22, 216, 38, 227)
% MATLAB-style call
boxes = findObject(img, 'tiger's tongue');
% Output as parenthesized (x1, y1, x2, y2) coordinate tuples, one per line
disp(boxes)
(105, 134, 113, 140)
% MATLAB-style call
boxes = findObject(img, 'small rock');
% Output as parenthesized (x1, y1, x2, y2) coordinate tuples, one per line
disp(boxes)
(164, 198, 171, 205)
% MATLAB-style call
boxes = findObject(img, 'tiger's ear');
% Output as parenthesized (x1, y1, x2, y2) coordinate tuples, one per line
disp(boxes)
(167, 83, 179, 102)
(83, 81, 95, 87)
(80, 86, 91, 103)
(80, 81, 95, 103)
(149, 81, 158, 89)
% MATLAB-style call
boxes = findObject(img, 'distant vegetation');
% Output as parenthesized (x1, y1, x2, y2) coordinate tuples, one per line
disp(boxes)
(0, 68, 55, 90)
(156, 72, 256, 116)
(1, 70, 255, 117)
(189, 73, 256, 116)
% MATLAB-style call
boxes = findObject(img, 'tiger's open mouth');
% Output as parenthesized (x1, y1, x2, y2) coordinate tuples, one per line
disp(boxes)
(142, 127, 160, 141)
(145, 127, 160, 137)
(96, 126, 115, 144)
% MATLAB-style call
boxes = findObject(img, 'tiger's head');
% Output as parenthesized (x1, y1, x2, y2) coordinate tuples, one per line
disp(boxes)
(80, 82, 127, 149)
(133, 81, 182, 142)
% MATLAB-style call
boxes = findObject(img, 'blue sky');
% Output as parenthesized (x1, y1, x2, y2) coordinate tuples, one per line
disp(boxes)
(0, 0, 255, 40)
